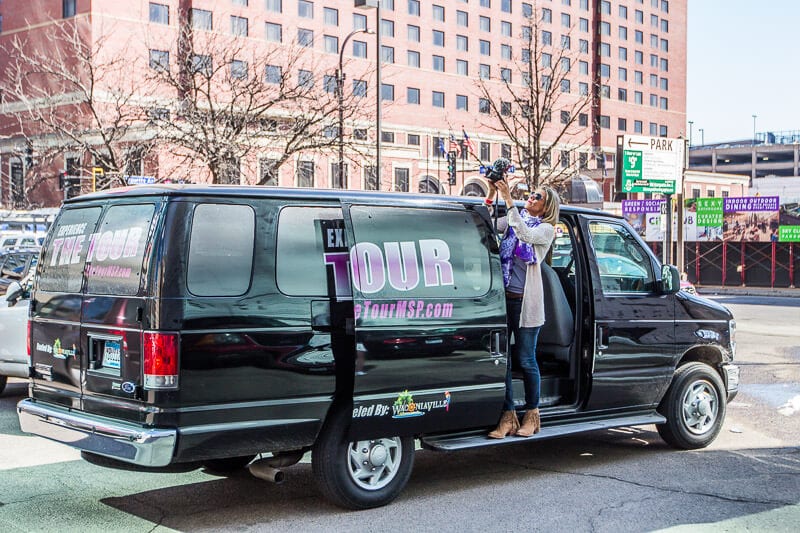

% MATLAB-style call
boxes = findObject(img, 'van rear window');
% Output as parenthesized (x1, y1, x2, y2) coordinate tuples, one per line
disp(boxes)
(39, 204, 157, 295)
(39, 207, 103, 293)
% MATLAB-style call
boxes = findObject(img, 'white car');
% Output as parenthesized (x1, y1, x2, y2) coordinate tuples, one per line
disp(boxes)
(0, 278, 30, 395)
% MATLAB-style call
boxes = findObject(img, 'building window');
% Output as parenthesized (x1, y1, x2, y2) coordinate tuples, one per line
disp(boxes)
(191, 54, 212, 76)
(364, 165, 378, 191)
(149, 49, 169, 71)
(298, 69, 314, 88)
(297, 161, 314, 188)
(479, 64, 490, 79)
(580, 18, 589, 32)
(265, 65, 282, 84)
(502, 68, 513, 83)
(353, 79, 367, 97)
(149, 3, 169, 24)
(501, 21, 512, 37)
(480, 16, 491, 32)
(266, 0, 282, 12)
(634, 91, 643, 104)
(433, 30, 445, 47)
(394, 168, 409, 192)
(330, 162, 347, 189)
(381, 131, 395, 143)
(561, 13, 571, 28)
(619, 47, 628, 60)
(297, 28, 313, 47)
(231, 16, 248, 36)
(600, 64, 610, 78)
(456, 94, 468, 111)
(407, 87, 420, 104)
(634, 120, 643, 133)
(354, 13, 367, 30)
(232, 0, 248, 5)
(660, 77, 668, 90)
(260, 159, 279, 186)
(542, 8, 552, 23)
(298, 0, 313, 18)
(456, 59, 468, 76)
(381, 46, 395, 63)
(560, 110, 570, 124)
(265, 22, 282, 41)
(560, 79, 570, 92)
(324, 7, 338, 25)
(190, 8, 212, 30)
(501, 44, 512, 60)
(618, 88, 627, 101)
(636, 10, 644, 24)
(542, 30, 552, 46)
(579, 82, 589, 96)
(600, 43, 610, 56)
(660, 58, 669, 71)
(619, 26, 628, 40)
(480, 40, 491, 55)
(324, 35, 338, 54)
(433, 4, 445, 21)
(502, 144, 512, 159)
(408, 24, 420, 41)
(649, 122, 658, 135)
(579, 113, 588, 127)
(661, 19, 669, 32)
(433, 55, 445, 71)
(599, 115, 610, 129)
(619, 67, 628, 81)
(407, 50, 420, 68)
(660, 97, 668, 110)
(457, 35, 468, 51)
(480, 142, 491, 161)
(501, 0, 512, 13)
(580, 39, 589, 53)
(381, 83, 395, 101)
(457, 10, 468, 27)
(618, 118, 627, 131)
(382, 19, 395, 37)
(231, 59, 248, 79)
(407, 134, 420, 146)
(432, 91, 445, 108)
(63, 0, 76, 18)
(600, 21, 610, 35)
(561, 35, 571, 49)
(408, 0, 420, 16)
(323, 74, 336, 93)
(353, 40, 367, 58)
(635, 50, 643, 64)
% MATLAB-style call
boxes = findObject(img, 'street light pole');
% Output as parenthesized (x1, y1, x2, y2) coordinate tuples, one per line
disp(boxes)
(354, 0, 382, 191)
(688, 120, 693, 147)
(752, 114, 757, 146)
(698, 128, 704, 147)
(338, 28, 372, 189)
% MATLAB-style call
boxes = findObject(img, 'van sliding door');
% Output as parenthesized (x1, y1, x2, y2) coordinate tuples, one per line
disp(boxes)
(341, 202, 507, 440)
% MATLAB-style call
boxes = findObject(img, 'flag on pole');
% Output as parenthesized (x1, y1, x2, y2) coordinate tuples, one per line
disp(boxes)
(448, 134, 462, 156)
(462, 127, 476, 156)
(438, 137, 447, 157)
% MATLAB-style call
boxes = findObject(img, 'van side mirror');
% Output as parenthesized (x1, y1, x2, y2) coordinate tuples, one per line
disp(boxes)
(660, 265, 680, 295)
(5, 281, 23, 305)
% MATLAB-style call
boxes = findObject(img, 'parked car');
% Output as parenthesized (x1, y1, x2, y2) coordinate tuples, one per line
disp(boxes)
(0, 248, 39, 296)
(0, 276, 31, 395)
(0, 233, 44, 250)
(17, 185, 739, 510)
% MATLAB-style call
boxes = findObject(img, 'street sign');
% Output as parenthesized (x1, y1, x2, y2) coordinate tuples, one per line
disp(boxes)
(617, 135, 685, 194)
(126, 175, 156, 185)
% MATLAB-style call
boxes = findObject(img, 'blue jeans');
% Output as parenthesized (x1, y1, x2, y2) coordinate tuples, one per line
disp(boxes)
(504, 324, 541, 411)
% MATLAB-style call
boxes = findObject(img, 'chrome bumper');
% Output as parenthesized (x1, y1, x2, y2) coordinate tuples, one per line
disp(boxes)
(722, 363, 740, 402)
(17, 399, 176, 467)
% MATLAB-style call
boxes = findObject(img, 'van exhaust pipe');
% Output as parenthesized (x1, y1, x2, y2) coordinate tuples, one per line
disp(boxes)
(248, 459, 285, 484)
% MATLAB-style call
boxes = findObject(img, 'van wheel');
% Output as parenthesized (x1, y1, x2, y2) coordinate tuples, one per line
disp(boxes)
(202, 455, 257, 474)
(312, 408, 414, 510)
(657, 362, 726, 450)
(0, 375, 7, 395)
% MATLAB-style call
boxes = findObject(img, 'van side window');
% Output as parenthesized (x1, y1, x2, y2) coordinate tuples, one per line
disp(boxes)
(86, 204, 157, 296)
(276, 207, 345, 297)
(39, 207, 103, 293)
(349, 206, 491, 299)
(188, 204, 255, 296)
(588, 221, 654, 294)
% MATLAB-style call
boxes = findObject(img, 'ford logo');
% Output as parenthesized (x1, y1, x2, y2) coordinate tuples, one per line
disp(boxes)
(121, 382, 136, 394)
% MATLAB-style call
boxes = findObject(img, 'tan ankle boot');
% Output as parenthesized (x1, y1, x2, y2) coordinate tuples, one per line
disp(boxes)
(516, 408, 541, 437)
(488, 410, 519, 439)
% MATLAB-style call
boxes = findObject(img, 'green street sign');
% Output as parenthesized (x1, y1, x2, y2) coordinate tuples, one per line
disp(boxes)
(617, 135, 684, 194)
(779, 225, 800, 242)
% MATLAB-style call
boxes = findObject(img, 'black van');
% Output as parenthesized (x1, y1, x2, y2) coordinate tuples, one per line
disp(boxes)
(17, 185, 739, 509)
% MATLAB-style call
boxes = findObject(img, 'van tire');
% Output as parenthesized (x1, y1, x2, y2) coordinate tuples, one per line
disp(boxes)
(312, 407, 414, 510)
(0, 375, 6, 395)
(657, 362, 726, 450)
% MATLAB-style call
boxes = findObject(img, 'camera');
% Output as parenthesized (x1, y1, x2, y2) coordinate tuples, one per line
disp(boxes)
(485, 157, 511, 183)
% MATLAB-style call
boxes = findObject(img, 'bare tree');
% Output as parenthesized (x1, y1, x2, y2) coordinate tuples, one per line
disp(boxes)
(145, 18, 375, 185)
(0, 17, 152, 190)
(475, 1, 594, 191)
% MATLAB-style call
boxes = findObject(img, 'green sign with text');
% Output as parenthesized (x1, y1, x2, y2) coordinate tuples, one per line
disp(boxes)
(779, 225, 800, 242)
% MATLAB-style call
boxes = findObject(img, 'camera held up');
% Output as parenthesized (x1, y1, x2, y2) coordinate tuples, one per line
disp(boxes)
(484, 157, 511, 183)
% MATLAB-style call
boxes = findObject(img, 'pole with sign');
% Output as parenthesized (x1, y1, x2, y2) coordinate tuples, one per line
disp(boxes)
(616, 135, 685, 265)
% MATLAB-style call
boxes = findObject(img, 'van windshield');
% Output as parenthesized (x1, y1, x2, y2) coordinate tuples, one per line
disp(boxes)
(39, 204, 158, 295)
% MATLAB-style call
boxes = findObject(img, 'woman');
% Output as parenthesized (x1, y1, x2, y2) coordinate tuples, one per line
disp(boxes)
(487, 179, 560, 438)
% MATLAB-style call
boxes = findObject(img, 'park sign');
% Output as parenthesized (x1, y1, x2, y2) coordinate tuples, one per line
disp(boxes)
(616, 135, 685, 194)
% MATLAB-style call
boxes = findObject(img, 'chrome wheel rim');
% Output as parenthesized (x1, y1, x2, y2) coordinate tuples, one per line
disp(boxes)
(681, 379, 719, 435)
(347, 437, 402, 491)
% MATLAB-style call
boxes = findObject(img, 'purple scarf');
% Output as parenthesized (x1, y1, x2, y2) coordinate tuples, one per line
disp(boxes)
(500, 209, 541, 287)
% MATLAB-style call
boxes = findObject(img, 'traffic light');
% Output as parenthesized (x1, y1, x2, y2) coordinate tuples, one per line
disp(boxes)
(59, 171, 83, 198)
(447, 151, 457, 185)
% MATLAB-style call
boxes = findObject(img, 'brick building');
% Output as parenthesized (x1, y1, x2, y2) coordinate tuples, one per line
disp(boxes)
(0, 0, 687, 208)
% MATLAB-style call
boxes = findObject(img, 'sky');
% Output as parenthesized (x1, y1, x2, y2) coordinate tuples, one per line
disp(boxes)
(687, 0, 800, 145)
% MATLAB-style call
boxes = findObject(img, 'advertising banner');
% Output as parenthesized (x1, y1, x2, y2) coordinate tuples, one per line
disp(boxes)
(722, 196, 780, 242)
(622, 199, 666, 241)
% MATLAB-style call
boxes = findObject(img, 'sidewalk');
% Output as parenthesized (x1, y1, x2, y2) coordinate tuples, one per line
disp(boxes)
(696, 285, 799, 297)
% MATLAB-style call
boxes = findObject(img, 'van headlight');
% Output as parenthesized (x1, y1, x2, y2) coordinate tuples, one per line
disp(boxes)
(728, 319, 736, 359)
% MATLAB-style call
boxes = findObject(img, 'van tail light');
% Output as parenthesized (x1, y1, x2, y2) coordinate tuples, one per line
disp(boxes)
(26, 320, 31, 361)
(143, 331, 180, 390)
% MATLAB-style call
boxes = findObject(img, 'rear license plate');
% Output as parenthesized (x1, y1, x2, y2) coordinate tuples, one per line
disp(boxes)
(103, 340, 121, 370)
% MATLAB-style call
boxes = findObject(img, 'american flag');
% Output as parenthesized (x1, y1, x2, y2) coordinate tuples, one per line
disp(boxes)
(448, 134, 461, 156)
(462, 128, 476, 156)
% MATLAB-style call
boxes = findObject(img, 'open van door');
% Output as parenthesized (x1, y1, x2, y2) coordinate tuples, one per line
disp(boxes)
(340, 201, 507, 439)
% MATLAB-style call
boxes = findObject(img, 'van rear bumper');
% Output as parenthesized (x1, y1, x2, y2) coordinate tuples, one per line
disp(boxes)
(17, 399, 176, 467)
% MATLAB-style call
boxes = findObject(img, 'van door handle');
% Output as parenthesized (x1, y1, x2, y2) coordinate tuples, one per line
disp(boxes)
(596, 325, 609, 352)
(490, 330, 503, 358)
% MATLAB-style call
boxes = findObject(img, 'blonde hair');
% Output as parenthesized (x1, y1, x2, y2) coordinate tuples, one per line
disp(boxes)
(540, 186, 561, 226)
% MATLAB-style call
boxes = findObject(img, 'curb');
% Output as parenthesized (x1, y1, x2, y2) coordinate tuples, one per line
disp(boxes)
(697, 286, 799, 298)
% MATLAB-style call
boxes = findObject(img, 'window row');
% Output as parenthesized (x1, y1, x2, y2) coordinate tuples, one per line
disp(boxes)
(598, 116, 669, 137)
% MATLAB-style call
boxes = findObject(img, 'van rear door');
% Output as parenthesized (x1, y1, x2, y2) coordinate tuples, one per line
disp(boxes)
(342, 202, 506, 438)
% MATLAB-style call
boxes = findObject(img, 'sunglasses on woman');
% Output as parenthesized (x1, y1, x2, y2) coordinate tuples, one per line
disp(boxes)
(530, 192, 543, 201)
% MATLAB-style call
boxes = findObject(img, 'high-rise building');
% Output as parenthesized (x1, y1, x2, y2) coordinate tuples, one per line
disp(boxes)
(0, 0, 686, 207)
